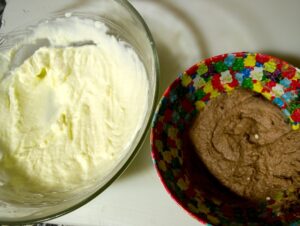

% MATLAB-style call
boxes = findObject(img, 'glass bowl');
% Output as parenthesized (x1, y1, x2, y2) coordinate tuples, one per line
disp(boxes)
(0, 0, 159, 224)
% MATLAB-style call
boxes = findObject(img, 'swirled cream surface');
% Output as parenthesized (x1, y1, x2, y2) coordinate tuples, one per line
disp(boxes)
(0, 17, 148, 201)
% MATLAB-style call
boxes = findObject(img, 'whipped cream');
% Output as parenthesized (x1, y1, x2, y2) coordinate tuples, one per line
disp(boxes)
(0, 16, 149, 202)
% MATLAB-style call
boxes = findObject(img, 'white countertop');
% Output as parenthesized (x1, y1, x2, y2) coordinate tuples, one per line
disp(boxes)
(4, 0, 300, 225)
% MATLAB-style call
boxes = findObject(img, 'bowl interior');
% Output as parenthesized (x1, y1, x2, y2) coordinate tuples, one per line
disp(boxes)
(151, 52, 300, 225)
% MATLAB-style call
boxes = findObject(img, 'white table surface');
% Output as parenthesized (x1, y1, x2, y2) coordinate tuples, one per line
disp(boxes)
(4, 0, 300, 225)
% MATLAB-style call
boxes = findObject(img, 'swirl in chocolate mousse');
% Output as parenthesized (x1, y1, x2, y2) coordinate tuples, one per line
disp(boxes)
(189, 89, 300, 201)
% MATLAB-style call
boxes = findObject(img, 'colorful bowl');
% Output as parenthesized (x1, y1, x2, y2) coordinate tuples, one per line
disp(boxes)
(151, 52, 300, 225)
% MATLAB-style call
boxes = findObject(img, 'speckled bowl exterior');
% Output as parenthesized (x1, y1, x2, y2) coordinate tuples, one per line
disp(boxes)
(151, 52, 300, 225)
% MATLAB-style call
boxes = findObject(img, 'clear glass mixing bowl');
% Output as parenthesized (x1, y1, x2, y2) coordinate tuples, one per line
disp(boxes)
(0, 0, 159, 224)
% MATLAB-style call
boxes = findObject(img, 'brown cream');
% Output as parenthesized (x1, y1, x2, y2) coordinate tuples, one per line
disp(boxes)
(189, 89, 300, 201)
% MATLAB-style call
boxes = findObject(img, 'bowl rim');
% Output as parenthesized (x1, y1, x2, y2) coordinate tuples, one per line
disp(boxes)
(0, 0, 160, 224)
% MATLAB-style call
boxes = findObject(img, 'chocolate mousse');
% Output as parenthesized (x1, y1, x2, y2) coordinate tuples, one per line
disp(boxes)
(189, 89, 300, 201)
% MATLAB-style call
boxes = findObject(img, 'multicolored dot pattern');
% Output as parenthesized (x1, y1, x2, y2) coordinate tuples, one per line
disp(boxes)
(151, 52, 300, 225)
(182, 53, 300, 129)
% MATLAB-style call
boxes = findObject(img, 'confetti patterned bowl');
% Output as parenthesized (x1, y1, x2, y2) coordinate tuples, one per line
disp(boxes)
(151, 52, 300, 225)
